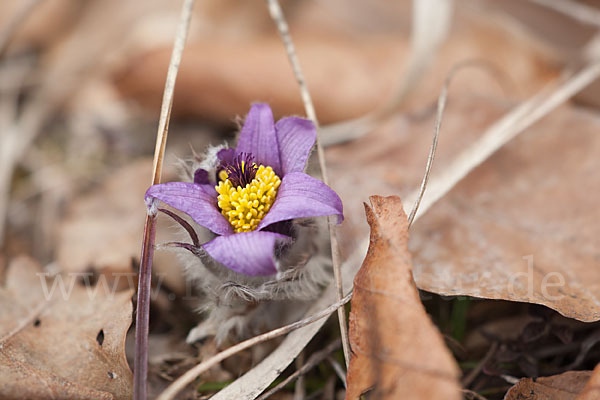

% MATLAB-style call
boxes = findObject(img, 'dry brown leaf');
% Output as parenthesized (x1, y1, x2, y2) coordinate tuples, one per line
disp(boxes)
(114, 35, 403, 125)
(505, 370, 593, 400)
(328, 94, 600, 322)
(56, 158, 184, 294)
(345, 195, 461, 400)
(577, 363, 600, 400)
(0, 256, 133, 399)
(112, 3, 556, 125)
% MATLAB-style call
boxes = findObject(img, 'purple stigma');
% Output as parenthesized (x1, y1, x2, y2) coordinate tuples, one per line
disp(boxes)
(221, 152, 258, 187)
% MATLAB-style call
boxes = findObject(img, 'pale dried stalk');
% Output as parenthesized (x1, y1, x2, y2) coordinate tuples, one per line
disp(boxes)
(265, 0, 350, 367)
(133, 1, 195, 399)
(319, 0, 453, 147)
(405, 59, 600, 223)
(408, 60, 504, 227)
(0, 0, 44, 57)
(0, 0, 44, 245)
(157, 293, 353, 400)
(256, 341, 341, 400)
(407, 75, 445, 227)
(462, 341, 498, 388)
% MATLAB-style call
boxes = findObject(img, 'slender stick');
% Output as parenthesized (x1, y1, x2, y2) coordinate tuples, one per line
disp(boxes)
(408, 61, 492, 227)
(406, 60, 600, 224)
(265, 0, 351, 368)
(134, 214, 157, 400)
(462, 341, 498, 388)
(0, 0, 44, 58)
(133, 1, 195, 399)
(157, 293, 353, 400)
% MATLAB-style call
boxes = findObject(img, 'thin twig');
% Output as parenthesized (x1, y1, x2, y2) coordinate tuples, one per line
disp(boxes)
(265, 0, 351, 368)
(529, 0, 600, 28)
(0, 0, 44, 58)
(256, 341, 341, 400)
(157, 293, 353, 400)
(462, 341, 498, 388)
(403, 58, 600, 224)
(408, 60, 497, 227)
(133, 1, 195, 399)
(294, 351, 306, 400)
(462, 389, 489, 400)
(406, 75, 445, 227)
(336, 56, 600, 319)
(327, 356, 347, 388)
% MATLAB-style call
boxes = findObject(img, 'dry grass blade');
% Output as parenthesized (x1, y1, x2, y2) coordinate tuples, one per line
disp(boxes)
(256, 341, 341, 400)
(210, 240, 367, 400)
(319, 0, 453, 147)
(0, 0, 44, 57)
(156, 293, 353, 400)
(265, 0, 350, 367)
(133, 1, 195, 399)
(383, 0, 453, 114)
(405, 57, 600, 224)
(408, 58, 527, 227)
(149, 0, 195, 185)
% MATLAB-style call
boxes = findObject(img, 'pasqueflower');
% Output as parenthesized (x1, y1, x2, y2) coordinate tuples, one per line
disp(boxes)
(145, 103, 343, 276)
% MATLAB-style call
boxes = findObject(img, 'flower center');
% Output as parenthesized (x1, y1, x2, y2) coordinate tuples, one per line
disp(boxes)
(216, 157, 281, 233)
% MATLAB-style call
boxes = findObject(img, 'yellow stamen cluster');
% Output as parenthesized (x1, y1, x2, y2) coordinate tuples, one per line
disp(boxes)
(216, 165, 281, 233)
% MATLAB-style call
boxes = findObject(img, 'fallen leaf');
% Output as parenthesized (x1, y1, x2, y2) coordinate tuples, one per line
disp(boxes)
(0, 256, 133, 399)
(56, 158, 184, 295)
(577, 363, 600, 400)
(328, 94, 600, 322)
(345, 195, 461, 400)
(505, 370, 593, 400)
(112, 3, 556, 125)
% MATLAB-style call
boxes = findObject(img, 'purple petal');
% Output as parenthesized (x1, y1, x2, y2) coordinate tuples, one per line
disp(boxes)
(194, 168, 209, 184)
(275, 117, 316, 175)
(203, 231, 291, 276)
(217, 148, 235, 164)
(236, 104, 281, 173)
(257, 172, 344, 230)
(145, 182, 233, 236)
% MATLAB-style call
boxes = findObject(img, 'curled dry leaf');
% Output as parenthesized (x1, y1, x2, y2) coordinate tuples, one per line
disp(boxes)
(328, 95, 600, 322)
(0, 257, 133, 399)
(505, 370, 593, 400)
(345, 195, 461, 400)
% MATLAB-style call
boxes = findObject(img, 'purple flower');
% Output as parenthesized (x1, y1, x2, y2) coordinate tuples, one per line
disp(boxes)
(145, 104, 343, 276)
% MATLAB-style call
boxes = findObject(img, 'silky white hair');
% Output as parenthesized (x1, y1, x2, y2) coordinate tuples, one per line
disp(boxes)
(169, 144, 332, 344)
